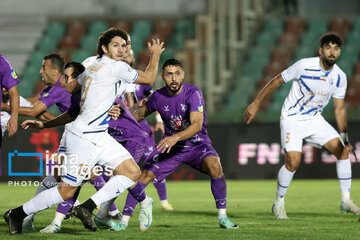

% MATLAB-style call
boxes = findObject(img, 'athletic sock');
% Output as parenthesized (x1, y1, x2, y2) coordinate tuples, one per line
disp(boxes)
(23, 187, 64, 215)
(276, 165, 295, 204)
(52, 212, 65, 227)
(336, 158, 351, 202)
(211, 175, 227, 209)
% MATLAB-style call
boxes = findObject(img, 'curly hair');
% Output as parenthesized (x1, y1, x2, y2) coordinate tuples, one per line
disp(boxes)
(320, 32, 343, 48)
(96, 27, 129, 58)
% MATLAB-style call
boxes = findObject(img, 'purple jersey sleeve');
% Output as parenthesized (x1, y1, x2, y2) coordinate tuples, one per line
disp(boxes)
(38, 80, 71, 112)
(0, 55, 19, 90)
(188, 88, 205, 113)
(145, 93, 157, 113)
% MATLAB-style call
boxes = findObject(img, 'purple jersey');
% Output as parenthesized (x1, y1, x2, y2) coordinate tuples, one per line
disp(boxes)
(108, 97, 146, 142)
(135, 84, 154, 140)
(39, 77, 72, 113)
(67, 95, 81, 116)
(145, 83, 211, 146)
(0, 55, 19, 105)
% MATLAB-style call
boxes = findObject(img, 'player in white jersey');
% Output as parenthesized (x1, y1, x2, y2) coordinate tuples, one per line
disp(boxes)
(4, 27, 164, 235)
(244, 32, 360, 219)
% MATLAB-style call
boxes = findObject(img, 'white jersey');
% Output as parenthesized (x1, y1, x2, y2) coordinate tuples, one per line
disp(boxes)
(1, 96, 33, 136)
(66, 55, 138, 145)
(280, 57, 347, 120)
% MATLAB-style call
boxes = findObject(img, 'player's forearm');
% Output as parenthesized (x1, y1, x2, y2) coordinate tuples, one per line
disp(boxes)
(334, 106, 347, 133)
(18, 107, 42, 117)
(43, 112, 75, 128)
(37, 111, 58, 122)
(9, 88, 19, 118)
(142, 54, 160, 85)
(125, 92, 138, 108)
(253, 75, 284, 106)
(173, 122, 202, 142)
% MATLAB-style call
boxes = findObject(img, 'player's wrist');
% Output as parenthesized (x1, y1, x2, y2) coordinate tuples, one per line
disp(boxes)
(340, 132, 349, 143)
(155, 114, 163, 123)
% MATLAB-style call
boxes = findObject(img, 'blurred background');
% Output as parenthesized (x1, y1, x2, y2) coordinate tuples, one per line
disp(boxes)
(1, 0, 360, 180)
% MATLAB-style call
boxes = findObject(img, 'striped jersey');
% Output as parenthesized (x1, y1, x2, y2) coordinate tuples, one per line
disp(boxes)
(280, 57, 346, 120)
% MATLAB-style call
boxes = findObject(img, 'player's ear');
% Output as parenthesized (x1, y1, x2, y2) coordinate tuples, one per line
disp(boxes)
(102, 45, 108, 54)
(318, 47, 322, 56)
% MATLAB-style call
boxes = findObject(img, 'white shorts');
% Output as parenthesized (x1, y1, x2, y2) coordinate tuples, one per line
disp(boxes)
(280, 116, 340, 152)
(61, 131, 133, 186)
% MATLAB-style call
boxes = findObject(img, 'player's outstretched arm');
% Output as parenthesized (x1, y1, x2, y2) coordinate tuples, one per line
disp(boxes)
(7, 85, 19, 136)
(244, 74, 284, 124)
(134, 39, 165, 86)
(131, 101, 152, 122)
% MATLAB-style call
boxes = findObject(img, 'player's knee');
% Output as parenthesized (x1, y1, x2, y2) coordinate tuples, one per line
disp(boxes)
(208, 162, 223, 178)
(126, 165, 141, 182)
(58, 185, 77, 200)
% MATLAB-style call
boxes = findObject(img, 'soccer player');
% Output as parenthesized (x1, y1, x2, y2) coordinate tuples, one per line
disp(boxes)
(2, 53, 70, 121)
(4, 28, 164, 235)
(0, 54, 19, 176)
(244, 32, 360, 220)
(111, 58, 238, 230)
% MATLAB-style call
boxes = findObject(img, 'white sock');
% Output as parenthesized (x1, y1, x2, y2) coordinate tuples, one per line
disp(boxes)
(336, 158, 351, 202)
(121, 215, 130, 226)
(160, 200, 168, 205)
(91, 175, 135, 206)
(96, 198, 116, 219)
(140, 196, 151, 207)
(23, 176, 59, 223)
(109, 209, 120, 216)
(52, 212, 65, 227)
(218, 208, 227, 219)
(276, 165, 295, 204)
(23, 187, 64, 215)
(74, 200, 80, 207)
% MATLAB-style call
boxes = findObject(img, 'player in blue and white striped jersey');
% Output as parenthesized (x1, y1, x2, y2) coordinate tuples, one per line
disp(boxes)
(245, 32, 360, 220)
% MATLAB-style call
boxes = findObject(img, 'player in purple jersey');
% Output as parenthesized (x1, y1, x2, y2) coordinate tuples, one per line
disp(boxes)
(111, 59, 238, 230)
(2, 53, 71, 120)
(0, 54, 19, 175)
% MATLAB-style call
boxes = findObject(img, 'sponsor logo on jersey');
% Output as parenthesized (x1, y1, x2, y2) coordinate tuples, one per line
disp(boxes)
(198, 105, 203, 112)
(42, 93, 49, 98)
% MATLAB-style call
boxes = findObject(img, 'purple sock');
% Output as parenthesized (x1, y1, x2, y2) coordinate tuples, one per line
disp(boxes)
(123, 181, 147, 216)
(153, 178, 167, 201)
(90, 176, 118, 212)
(211, 175, 227, 209)
(56, 187, 81, 214)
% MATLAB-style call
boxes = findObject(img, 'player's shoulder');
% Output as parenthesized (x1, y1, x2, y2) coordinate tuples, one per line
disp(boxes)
(82, 56, 98, 68)
(184, 83, 202, 95)
(333, 64, 347, 78)
(294, 57, 319, 69)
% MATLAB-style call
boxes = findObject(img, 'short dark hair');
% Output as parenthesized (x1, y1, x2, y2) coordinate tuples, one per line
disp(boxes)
(162, 58, 183, 71)
(97, 27, 129, 58)
(320, 32, 343, 48)
(64, 62, 85, 74)
(44, 53, 64, 74)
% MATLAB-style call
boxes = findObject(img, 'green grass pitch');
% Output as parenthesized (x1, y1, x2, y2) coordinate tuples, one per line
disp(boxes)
(1, 179, 360, 239)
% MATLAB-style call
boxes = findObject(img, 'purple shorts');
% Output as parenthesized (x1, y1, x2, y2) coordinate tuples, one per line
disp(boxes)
(143, 143, 219, 181)
(119, 139, 146, 164)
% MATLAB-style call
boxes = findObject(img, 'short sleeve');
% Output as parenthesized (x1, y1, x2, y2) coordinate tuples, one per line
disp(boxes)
(0, 55, 19, 90)
(112, 61, 138, 83)
(145, 92, 156, 113)
(281, 60, 302, 83)
(39, 87, 67, 108)
(332, 73, 347, 99)
(189, 88, 205, 113)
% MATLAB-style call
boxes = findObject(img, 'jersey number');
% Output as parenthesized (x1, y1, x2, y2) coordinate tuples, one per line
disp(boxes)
(80, 76, 93, 105)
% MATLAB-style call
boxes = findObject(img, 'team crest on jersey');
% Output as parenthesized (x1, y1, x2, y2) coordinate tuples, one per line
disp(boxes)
(11, 70, 18, 79)
(170, 115, 189, 130)
(42, 93, 49, 98)
(198, 105, 203, 112)
(181, 104, 186, 112)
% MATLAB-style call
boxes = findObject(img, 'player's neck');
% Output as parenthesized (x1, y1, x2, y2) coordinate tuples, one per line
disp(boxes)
(319, 58, 334, 71)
